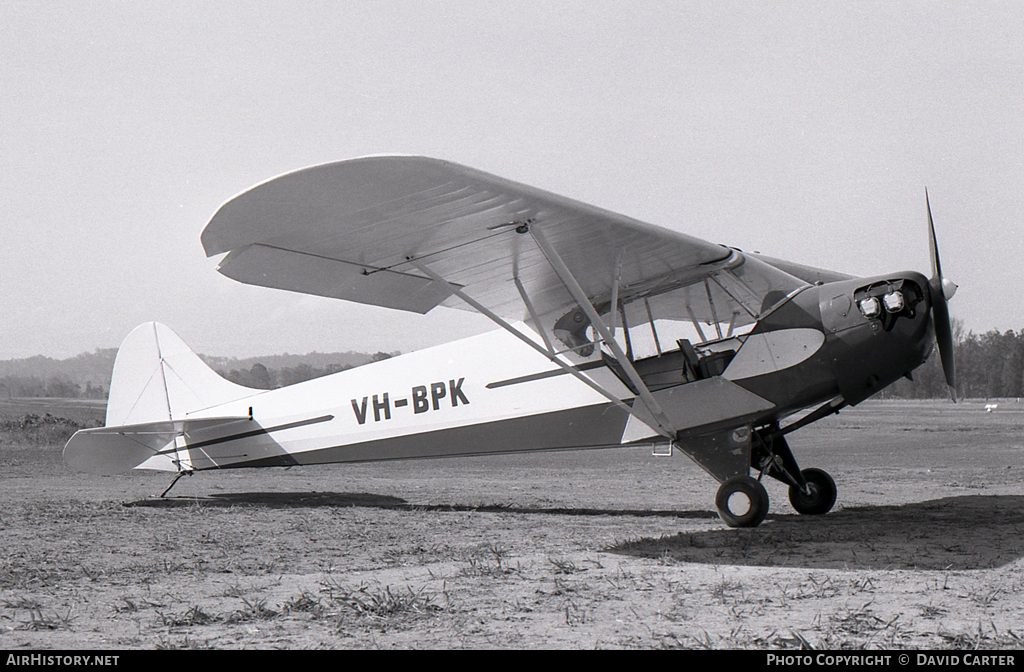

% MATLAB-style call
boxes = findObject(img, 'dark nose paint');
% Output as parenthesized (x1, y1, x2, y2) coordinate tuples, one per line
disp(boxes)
(819, 272, 934, 406)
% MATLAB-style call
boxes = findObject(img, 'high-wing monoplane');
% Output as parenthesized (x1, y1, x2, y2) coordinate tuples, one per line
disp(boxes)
(64, 156, 958, 527)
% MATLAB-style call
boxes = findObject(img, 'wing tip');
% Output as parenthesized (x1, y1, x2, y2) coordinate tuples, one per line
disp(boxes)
(201, 154, 449, 257)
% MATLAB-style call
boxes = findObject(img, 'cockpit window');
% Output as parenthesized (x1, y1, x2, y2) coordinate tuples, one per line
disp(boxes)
(551, 251, 811, 363)
(712, 254, 809, 321)
(607, 253, 807, 357)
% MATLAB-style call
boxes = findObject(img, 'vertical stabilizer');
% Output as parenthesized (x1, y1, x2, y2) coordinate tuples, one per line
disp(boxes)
(105, 322, 258, 426)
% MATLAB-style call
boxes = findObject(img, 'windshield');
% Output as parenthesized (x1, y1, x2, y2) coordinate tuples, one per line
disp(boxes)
(605, 253, 809, 359)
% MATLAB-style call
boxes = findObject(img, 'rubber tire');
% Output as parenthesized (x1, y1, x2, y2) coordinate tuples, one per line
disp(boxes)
(788, 467, 837, 515)
(715, 476, 770, 528)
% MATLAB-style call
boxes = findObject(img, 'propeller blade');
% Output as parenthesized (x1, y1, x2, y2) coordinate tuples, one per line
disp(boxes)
(926, 189, 942, 282)
(925, 189, 957, 400)
(931, 283, 957, 396)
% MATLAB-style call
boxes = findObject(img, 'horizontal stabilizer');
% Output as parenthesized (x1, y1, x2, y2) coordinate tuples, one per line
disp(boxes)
(64, 416, 254, 475)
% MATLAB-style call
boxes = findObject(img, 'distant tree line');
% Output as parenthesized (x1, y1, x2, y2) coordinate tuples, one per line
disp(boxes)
(880, 324, 1024, 400)
(4, 328, 1023, 401)
(0, 352, 397, 399)
(0, 376, 107, 400)
(217, 351, 396, 390)
(216, 330, 1024, 400)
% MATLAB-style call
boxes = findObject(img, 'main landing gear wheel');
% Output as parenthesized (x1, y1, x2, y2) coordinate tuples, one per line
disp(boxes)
(715, 476, 770, 528)
(788, 467, 837, 515)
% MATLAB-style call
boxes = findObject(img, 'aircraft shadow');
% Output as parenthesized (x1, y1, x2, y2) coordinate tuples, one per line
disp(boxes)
(609, 494, 1024, 571)
(127, 492, 1024, 571)
(127, 490, 719, 520)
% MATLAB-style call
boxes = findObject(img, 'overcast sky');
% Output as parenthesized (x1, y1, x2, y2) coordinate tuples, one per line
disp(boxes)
(2, 0, 1021, 360)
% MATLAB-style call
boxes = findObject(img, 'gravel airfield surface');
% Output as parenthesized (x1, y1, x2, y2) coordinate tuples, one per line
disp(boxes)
(1, 398, 1022, 650)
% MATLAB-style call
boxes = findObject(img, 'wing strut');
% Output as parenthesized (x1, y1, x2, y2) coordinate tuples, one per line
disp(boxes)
(526, 224, 677, 439)
(644, 298, 662, 355)
(704, 279, 723, 339)
(686, 305, 708, 342)
(514, 276, 555, 355)
(407, 257, 676, 441)
(609, 251, 623, 343)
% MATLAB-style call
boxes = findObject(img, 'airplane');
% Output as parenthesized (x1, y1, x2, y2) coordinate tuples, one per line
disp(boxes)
(63, 156, 958, 527)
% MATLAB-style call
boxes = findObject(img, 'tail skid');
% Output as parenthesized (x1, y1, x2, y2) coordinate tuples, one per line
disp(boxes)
(64, 322, 259, 475)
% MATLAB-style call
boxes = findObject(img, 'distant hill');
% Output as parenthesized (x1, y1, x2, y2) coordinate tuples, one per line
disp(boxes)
(204, 350, 398, 389)
(0, 348, 397, 398)
(0, 349, 118, 398)
(0, 349, 118, 386)
(201, 351, 379, 373)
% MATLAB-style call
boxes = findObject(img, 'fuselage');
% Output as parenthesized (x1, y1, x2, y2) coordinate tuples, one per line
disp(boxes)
(154, 270, 936, 473)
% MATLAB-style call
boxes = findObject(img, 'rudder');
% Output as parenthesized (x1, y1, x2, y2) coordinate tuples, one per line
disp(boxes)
(105, 322, 258, 425)
(64, 322, 260, 475)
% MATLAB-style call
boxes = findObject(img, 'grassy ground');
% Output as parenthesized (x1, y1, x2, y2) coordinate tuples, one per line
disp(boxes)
(0, 397, 1022, 649)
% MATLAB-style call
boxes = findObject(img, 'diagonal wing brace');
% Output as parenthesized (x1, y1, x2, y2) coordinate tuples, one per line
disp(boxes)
(407, 221, 679, 441)
(526, 224, 677, 439)
(407, 258, 676, 441)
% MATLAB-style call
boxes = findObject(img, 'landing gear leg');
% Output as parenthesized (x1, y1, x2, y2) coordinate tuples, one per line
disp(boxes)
(160, 470, 192, 498)
(674, 428, 771, 527)
(752, 427, 837, 516)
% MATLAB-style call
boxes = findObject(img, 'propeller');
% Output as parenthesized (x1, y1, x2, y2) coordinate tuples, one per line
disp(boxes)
(925, 189, 958, 400)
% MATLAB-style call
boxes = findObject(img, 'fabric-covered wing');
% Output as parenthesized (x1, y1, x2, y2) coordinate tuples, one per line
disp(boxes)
(201, 156, 798, 326)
